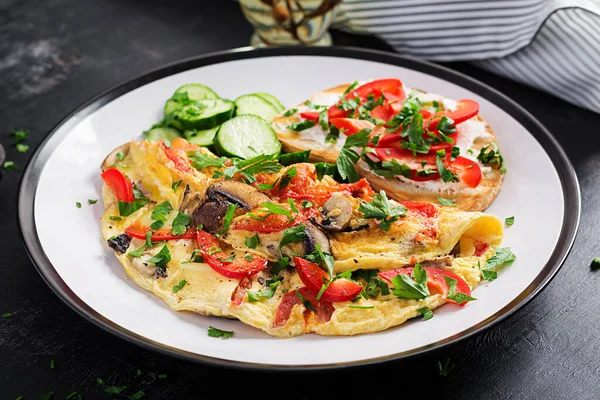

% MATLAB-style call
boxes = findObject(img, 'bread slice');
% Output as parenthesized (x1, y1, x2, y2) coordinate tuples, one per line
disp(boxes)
(272, 82, 505, 212)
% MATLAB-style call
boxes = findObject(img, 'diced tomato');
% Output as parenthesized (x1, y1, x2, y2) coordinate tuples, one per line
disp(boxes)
(170, 138, 200, 151)
(400, 201, 439, 218)
(297, 287, 335, 322)
(231, 277, 252, 306)
(371, 104, 394, 121)
(232, 213, 300, 233)
(195, 231, 266, 279)
(294, 257, 362, 303)
(330, 118, 375, 136)
(385, 92, 405, 114)
(125, 223, 197, 241)
(101, 168, 134, 202)
(378, 266, 472, 306)
(160, 141, 193, 173)
(299, 111, 320, 122)
(474, 241, 490, 257)
(448, 156, 481, 188)
(340, 178, 374, 200)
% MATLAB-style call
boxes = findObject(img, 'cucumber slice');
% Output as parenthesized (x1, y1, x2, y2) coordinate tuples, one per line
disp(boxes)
(255, 92, 285, 112)
(234, 94, 279, 122)
(164, 99, 183, 129)
(184, 127, 219, 147)
(174, 99, 235, 131)
(174, 84, 219, 101)
(144, 127, 182, 145)
(214, 115, 281, 159)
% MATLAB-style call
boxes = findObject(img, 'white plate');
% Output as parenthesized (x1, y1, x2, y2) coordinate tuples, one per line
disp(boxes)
(18, 47, 580, 370)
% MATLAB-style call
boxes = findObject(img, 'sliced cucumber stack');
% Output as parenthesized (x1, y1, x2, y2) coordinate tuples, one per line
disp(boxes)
(234, 94, 279, 122)
(144, 127, 182, 145)
(184, 127, 219, 147)
(173, 99, 235, 130)
(174, 83, 219, 100)
(215, 115, 281, 159)
(255, 92, 285, 112)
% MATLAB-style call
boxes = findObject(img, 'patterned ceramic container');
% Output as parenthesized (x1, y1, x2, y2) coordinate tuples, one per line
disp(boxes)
(239, 0, 341, 46)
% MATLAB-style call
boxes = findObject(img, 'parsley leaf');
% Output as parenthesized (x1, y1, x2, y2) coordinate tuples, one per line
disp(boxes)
(325, 125, 340, 144)
(146, 245, 171, 268)
(315, 162, 338, 180)
(278, 166, 297, 190)
(591, 257, 600, 271)
(41, 391, 55, 400)
(278, 224, 306, 253)
(2, 312, 14, 318)
(171, 212, 191, 236)
(118, 199, 150, 217)
(338, 96, 361, 111)
(172, 279, 187, 293)
(225, 154, 283, 183)
(104, 385, 128, 394)
(172, 180, 183, 192)
(348, 305, 374, 309)
(188, 151, 227, 170)
(390, 264, 430, 300)
(505, 216, 515, 226)
(336, 128, 371, 182)
(116, 151, 125, 161)
(271, 256, 290, 275)
(359, 190, 406, 231)
(127, 245, 146, 258)
(437, 197, 457, 207)
(3, 161, 18, 171)
(245, 233, 260, 249)
(16, 143, 29, 153)
(318, 107, 329, 131)
(145, 231, 152, 247)
(477, 142, 506, 173)
(478, 261, 497, 282)
(151, 201, 173, 222)
(444, 276, 477, 304)
(11, 129, 29, 143)
(302, 200, 312, 208)
(363, 156, 411, 179)
(352, 270, 389, 298)
(484, 247, 516, 270)
(401, 113, 430, 154)
(417, 307, 434, 321)
(208, 326, 234, 338)
(218, 204, 237, 236)
(150, 220, 164, 230)
(259, 201, 293, 221)
(87, 199, 98, 205)
(287, 120, 316, 131)
(75, 202, 82, 209)
(283, 108, 298, 117)
(436, 150, 459, 183)
(435, 116, 456, 136)
(343, 81, 359, 96)
(247, 280, 281, 302)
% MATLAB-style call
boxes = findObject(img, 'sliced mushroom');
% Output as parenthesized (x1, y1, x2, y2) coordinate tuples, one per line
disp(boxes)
(101, 143, 131, 171)
(420, 256, 453, 268)
(207, 180, 270, 210)
(304, 223, 331, 255)
(107, 233, 131, 253)
(181, 180, 271, 234)
(318, 193, 353, 232)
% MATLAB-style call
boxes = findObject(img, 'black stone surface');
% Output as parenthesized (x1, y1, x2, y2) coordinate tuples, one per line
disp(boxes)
(1, 1, 599, 399)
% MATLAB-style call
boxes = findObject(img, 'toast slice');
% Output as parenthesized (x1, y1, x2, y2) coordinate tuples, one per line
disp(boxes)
(272, 82, 505, 211)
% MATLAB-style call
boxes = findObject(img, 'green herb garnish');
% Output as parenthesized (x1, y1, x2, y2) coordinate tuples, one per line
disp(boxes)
(505, 216, 514, 226)
(75, 202, 82, 208)
(172, 279, 187, 293)
(438, 358, 455, 376)
(417, 307, 434, 320)
(11, 129, 29, 143)
(359, 190, 407, 231)
(3, 161, 18, 171)
(287, 120, 316, 131)
(208, 326, 234, 338)
(336, 128, 371, 182)
(283, 108, 298, 117)
(390, 264, 430, 299)
(146, 245, 171, 268)
(278, 224, 306, 253)
(245, 233, 260, 249)
(118, 199, 150, 217)
(171, 211, 191, 236)
(16, 143, 29, 153)
(127, 245, 146, 258)
(296, 290, 316, 312)
(444, 276, 477, 304)
(172, 180, 183, 192)
(437, 197, 457, 207)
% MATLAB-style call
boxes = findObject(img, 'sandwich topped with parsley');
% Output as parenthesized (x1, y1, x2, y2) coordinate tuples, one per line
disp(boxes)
(100, 137, 511, 338)
(271, 79, 506, 211)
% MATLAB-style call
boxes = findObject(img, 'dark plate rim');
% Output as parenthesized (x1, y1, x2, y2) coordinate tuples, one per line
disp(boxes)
(17, 46, 581, 371)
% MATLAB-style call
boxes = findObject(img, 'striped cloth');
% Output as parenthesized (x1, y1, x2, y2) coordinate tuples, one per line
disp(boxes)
(334, 0, 600, 113)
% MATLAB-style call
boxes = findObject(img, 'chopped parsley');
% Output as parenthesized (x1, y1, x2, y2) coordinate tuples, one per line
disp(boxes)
(158, 374, 167, 379)
(187, 151, 228, 170)
(283, 108, 298, 117)
(325, 125, 340, 144)
(417, 307, 434, 321)
(75, 202, 82, 209)
(247, 279, 281, 302)
(591, 257, 600, 271)
(359, 190, 407, 231)
(479, 247, 516, 281)
(66, 392, 82, 400)
(11, 129, 29, 143)
(16, 143, 29, 153)
(172, 180, 183, 192)
(287, 120, 316, 131)
(278, 224, 306, 253)
(145, 231, 152, 247)
(390, 264, 430, 300)
(352, 270, 389, 298)
(2, 312, 14, 318)
(438, 358, 455, 377)
(41, 392, 55, 400)
(255, 201, 295, 222)
(338, 96, 361, 111)
(477, 142, 506, 173)
(127, 245, 146, 258)
(87, 199, 98, 205)
(437, 197, 457, 207)
(336, 128, 371, 182)
(146, 245, 171, 268)
(302, 200, 312, 208)
(116, 151, 125, 161)
(436, 150, 459, 183)
(348, 305, 374, 309)
(343, 81, 359, 95)
(171, 211, 191, 236)
(50, 359, 55, 369)
(217, 154, 282, 183)
(314, 162, 338, 180)
(444, 276, 477, 304)
(104, 385, 128, 394)
(118, 199, 150, 217)
(151, 201, 172, 222)
(208, 326, 234, 338)
(150, 220, 164, 230)
(244, 233, 260, 249)
(435, 116, 457, 136)
(318, 107, 329, 131)
(3, 161, 18, 171)
(271, 256, 290, 275)
(244, 254, 254, 261)
(505, 216, 515, 226)
(278, 166, 297, 190)
(172, 279, 187, 293)
(478, 261, 497, 282)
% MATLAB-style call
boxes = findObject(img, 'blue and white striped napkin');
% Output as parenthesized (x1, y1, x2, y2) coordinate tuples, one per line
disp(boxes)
(334, 0, 600, 113)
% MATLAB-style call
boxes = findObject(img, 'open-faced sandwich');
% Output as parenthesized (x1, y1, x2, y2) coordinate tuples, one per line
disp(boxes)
(272, 79, 506, 211)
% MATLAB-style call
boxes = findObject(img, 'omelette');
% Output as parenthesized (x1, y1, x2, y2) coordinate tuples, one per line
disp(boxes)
(100, 138, 506, 338)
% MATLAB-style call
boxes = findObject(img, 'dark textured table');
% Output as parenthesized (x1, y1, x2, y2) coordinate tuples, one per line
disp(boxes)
(2, 1, 599, 399)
